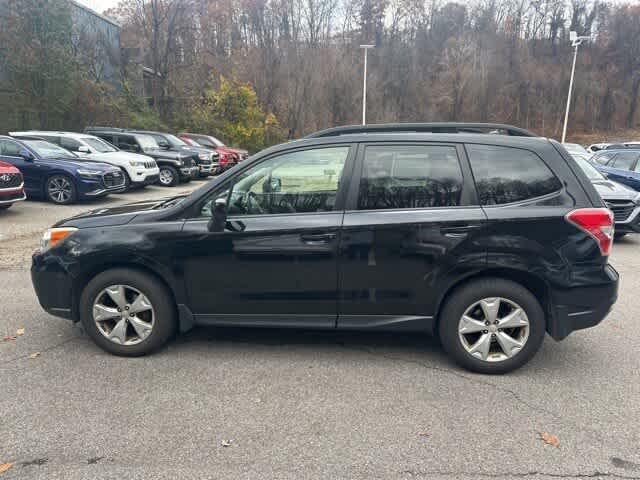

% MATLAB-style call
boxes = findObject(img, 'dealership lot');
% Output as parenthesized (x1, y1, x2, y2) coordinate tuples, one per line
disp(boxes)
(2, 185, 640, 479)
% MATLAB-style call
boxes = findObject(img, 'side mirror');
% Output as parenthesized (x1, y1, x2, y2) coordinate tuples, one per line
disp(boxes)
(207, 197, 228, 232)
(134, 144, 142, 153)
(269, 177, 282, 192)
(77, 145, 90, 154)
(18, 148, 34, 161)
(158, 141, 170, 150)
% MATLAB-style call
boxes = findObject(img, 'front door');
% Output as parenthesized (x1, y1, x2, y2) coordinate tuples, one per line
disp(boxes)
(0, 138, 42, 196)
(178, 144, 354, 327)
(337, 142, 486, 329)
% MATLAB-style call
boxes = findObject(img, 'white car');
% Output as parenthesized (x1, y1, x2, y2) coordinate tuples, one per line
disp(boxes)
(10, 131, 160, 189)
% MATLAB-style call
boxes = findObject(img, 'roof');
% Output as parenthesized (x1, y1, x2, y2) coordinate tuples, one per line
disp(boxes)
(69, 0, 120, 28)
(10, 131, 96, 140)
(306, 123, 537, 138)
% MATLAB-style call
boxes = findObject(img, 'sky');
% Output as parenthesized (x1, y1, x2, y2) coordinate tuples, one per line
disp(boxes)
(74, 0, 120, 15)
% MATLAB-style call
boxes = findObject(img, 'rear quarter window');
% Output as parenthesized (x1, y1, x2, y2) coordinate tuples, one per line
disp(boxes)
(466, 144, 562, 205)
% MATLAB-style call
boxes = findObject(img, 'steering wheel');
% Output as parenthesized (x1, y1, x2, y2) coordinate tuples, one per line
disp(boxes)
(246, 191, 265, 214)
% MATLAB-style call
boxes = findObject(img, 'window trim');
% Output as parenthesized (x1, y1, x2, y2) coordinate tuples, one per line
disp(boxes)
(464, 142, 564, 207)
(186, 143, 357, 220)
(344, 141, 474, 213)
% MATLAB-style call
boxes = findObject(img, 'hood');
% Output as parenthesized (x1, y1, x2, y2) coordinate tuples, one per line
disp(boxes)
(592, 179, 639, 201)
(142, 148, 186, 160)
(55, 195, 188, 228)
(89, 151, 155, 163)
(39, 157, 119, 172)
(0, 160, 20, 173)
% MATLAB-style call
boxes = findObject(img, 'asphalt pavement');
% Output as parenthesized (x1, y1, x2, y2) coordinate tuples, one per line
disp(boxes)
(1, 185, 640, 479)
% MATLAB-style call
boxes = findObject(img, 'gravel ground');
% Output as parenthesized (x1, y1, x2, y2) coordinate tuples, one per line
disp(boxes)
(1, 187, 640, 479)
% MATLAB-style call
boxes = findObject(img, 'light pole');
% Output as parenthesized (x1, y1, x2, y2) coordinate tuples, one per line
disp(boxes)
(561, 31, 591, 143)
(360, 44, 375, 125)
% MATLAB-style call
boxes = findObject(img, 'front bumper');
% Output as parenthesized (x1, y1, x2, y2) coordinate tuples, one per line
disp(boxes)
(180, 166, 199, 179)
(198, 163, 217, 175)
(0, 186, 26, 205)
(131, 168, 161, 186)
(614, 205, 640, 233)
(548, 264, 619, 340)
(31, 252, 74, 321)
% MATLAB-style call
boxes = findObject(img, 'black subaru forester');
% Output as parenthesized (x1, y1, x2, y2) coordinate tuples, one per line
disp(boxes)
(31, 123, 619, 374)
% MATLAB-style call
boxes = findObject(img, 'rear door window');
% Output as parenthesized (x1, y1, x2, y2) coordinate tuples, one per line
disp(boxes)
(595, 153, 615, 165)
(466, 144, 562, 205)
(357, 145, 464, 210)
(60, 137, 83, 152)
(611, 152, 639, 171)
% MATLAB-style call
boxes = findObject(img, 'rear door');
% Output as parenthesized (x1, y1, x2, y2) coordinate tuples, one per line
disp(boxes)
(337, 142, 486, 329)
(604, 152, 640, 189)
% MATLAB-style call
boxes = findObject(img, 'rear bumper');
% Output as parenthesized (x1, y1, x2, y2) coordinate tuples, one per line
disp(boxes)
(548, 264, 619, 340)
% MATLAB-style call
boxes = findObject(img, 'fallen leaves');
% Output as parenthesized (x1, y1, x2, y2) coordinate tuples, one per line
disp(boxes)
(28, 352, 41, 359)
(538, 431, 560, 448)
(2, 336, 16, 342)
(16, 328, 24, 336)
(2, 328, 25, 341)
(221, 439, 233, 447)
(0, 463, 13, 474)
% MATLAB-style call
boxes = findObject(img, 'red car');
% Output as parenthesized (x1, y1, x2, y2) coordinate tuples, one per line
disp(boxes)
(0, 160, 25, 210)
(178, 133, 249, 172)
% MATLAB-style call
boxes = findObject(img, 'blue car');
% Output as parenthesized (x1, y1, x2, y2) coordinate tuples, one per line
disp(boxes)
(590, 149, 640, 192)
(0, 136, 126, 204)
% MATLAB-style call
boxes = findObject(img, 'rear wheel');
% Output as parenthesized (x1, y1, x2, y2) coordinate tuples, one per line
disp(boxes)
(439, 278, 545, 374)
(46, 174, 76, 204)
(158, 166, 178, 187)
(80, 268, 177, 356)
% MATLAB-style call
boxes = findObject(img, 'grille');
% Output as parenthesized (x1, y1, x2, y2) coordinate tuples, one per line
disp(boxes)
(103, 171, 125, 188)
(605, 200, 635, 222)
(0, 172, 23, 189)
(144, 161, 155, 168)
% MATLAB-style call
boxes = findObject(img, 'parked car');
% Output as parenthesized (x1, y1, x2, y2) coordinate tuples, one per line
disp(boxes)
(31, 122, 618, 374)
(127, 129, 218, 178)
(562, 142, 589, 157)
(178, 134, 236, 172)
(10, 131, 160, 190)
(573, 156, 640, 239)
(0, 160, 26, 210)
(0, 136, 125, 204)
(589, 149, 640, 191)
(178, 132, 249, 170)
(84, 128, 199, 187)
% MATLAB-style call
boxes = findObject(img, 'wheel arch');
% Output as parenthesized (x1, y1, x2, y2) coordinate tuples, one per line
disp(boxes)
(434, 268, 551, 331)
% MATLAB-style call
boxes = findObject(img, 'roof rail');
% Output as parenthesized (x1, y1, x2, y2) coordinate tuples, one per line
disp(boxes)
(84, 126, 126, 132)
(305, 123, 537, 138)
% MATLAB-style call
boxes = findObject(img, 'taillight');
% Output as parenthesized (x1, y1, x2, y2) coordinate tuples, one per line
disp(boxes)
(565, 208, 614, 256)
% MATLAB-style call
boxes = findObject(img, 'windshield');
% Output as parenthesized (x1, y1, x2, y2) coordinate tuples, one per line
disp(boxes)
(575, 157, 605, 181)
(83, 137, 117, 153)
(208, 135, 225, 147)
(136, 134, 159, 150)
(163, 134, 188, 147)
(23, 140, 76, 159)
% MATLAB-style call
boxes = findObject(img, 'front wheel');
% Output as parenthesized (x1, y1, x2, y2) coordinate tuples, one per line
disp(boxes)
(80, 268, 177, 356)
(158, 166, 179, 187)
(439, 278, 545, 374)
(46, 174, 76, 204)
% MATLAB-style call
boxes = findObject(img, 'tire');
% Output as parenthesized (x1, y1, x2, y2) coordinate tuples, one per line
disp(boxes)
(0, 204, 11, 210)
(46, 174, 76, 204)
(158, 166, 179, 187)
(438, 278, 546, 374)
(122, 170, 132, 190)
(79, 268, 177, 356)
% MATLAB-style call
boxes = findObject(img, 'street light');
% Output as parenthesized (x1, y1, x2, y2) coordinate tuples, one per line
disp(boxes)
(360, 44, 375, 125)
(561, 31, 592, 143)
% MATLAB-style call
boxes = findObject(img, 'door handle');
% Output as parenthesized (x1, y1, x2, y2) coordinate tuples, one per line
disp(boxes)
(441, 225, 480, 238)
(300, 232, 337, 243)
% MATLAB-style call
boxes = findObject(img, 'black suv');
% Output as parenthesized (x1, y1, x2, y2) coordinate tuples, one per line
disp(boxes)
(84, 128, 199, 186)
(31, 123, 619, 374)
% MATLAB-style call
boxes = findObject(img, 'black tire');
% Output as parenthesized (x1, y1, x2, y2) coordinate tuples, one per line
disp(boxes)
(122, 170, 132, 190)
(46, 174, 76, 204)
(438, 278, 546, 374)
(158, 166, 179, 187)
(0, 204, 11, 210)
(79, 268, 177, 356)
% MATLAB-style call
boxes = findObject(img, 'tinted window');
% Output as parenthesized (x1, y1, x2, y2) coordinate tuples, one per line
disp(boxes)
(358, 145, 463, 210)
(210, 147, 349, 216)
(0, 139, 23, 156)
(115, 135, 138, 151)
(467, 144, 562, 205)
(60, 137, 82, 151)
(611, 152, 639, 170)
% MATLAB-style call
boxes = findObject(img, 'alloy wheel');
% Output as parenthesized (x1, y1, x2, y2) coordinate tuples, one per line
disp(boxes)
(48, 177, 72, 203)
(159, 169, 174, 185)
(457, 297, 530, 362)
(92, 284, 155, 345)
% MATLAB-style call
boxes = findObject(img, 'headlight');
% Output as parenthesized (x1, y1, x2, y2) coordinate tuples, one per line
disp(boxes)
(41, 227, 78, 251)
(177, 158, 184, 166)
(198, 153, 208, 160)
(77, 169, 102, 177)
(129, 160, 144, 167)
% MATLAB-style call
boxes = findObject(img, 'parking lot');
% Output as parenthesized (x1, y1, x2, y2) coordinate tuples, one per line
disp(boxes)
(2, 183, 640, 479)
